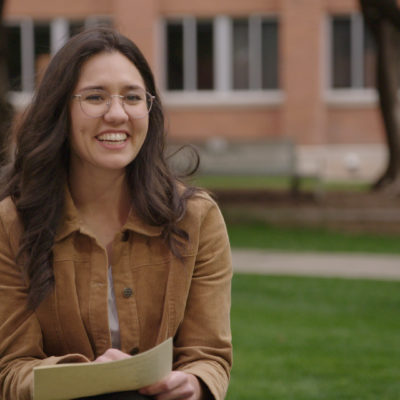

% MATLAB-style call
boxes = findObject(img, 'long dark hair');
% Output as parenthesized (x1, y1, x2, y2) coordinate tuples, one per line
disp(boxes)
(0, 28, 199, 310)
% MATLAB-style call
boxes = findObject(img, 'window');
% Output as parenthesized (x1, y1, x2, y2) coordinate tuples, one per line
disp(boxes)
(34, 22, 51, 85)
(165, 18, 214, 91)
(330, 14, 376, 89)
(6, 25, 22, 91)
(262, 20, 279, 89)
(69, 21, 86, 38)
(5, 17, 112, 93)
(34, 23, 51, 61)
(164, 15, 279, 92)
(197, 20, 214, 90)
(166, 22, 183, 90)
(332, 16, 351, 88)
(6, 19, 63, 92)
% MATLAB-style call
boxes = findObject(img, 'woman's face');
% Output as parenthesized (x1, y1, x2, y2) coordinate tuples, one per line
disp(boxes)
(69, 51, 150, 175)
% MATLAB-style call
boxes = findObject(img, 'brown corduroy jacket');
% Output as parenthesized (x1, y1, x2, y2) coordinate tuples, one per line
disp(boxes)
(0, 190, 232, 400)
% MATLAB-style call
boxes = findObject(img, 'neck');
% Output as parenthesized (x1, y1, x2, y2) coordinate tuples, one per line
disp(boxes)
(68, 164, 131, 225)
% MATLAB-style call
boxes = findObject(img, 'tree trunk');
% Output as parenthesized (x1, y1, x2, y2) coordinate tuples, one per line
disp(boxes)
(360, 0, 400, 194)
(373, 20, 400, 192)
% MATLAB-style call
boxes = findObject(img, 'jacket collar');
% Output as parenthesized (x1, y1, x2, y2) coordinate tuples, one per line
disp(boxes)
(55, 187, 163, 242)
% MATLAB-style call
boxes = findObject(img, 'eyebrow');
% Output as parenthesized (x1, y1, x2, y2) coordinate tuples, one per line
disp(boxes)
(79, 84, 145, 91)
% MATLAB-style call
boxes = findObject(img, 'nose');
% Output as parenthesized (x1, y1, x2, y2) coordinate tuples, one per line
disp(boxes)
(103, 95, 129, 123)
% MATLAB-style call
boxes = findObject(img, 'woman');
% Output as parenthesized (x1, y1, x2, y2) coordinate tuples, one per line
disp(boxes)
(0, 28, 232, 400)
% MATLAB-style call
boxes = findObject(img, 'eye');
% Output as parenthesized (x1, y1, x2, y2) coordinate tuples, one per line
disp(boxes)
(82, 91, 107, 104)
(125, 91, 145, 104)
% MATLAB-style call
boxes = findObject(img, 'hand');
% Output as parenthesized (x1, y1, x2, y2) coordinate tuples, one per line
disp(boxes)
(93, 348, 131, 363)
(138, 371, 204, 400)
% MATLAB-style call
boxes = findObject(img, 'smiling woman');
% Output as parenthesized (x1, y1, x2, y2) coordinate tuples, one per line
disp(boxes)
(0, 28, 232, 400)
(69, 51, 150, 173)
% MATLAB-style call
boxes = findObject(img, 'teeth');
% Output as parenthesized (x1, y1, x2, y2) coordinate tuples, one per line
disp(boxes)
(97, 133, 127, 141)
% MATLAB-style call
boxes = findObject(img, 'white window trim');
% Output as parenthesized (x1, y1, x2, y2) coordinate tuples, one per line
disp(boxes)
(324, 14, 333, 90)
(214, 16, 232, 92)
(325, 88, 378, 107)
(155, 17, 166, 91)
(21, 18, 35, 93)
(352, 13, 364, 88)
(51, 18, 69, 55)
(162, 89, 284, 109)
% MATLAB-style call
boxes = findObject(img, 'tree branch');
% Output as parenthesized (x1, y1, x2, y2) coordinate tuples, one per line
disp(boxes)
(360, 0, 400, 28)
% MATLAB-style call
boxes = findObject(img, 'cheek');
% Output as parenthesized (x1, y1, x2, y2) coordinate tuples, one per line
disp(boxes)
(69, 122, 82, 151)
(130, 120, 149, 160)
(132, 117, 149, 142)
(69, 106, 82, 150)
(69, 108, 96, 146)
(68, 132, 83, 161)
(69, 120, 92, 159)
(135, 115, 149, 132)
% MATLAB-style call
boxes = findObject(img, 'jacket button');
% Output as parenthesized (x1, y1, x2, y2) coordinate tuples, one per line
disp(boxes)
(130, 347, 139, 355)
(122, 231, 129, 242)
(123, 287, 133, 298)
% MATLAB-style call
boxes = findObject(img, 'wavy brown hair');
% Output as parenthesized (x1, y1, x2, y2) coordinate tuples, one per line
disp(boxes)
(0, 28, 199, 310)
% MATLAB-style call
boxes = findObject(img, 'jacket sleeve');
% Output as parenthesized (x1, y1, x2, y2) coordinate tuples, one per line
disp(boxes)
(173, 197, 233, 400)
(0, 211, 89, 400)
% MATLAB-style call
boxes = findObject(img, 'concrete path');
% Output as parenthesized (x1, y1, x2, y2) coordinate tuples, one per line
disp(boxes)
(231, 249, 400, 281)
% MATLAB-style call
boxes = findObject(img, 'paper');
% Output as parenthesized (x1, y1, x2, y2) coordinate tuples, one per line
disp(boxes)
(33, 337, 172, 400)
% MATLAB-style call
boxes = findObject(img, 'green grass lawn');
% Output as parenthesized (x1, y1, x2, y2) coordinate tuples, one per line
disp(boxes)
(191, 175, 370, 192)
(227, 274, 400, 400)
(227, 222, 400, 254)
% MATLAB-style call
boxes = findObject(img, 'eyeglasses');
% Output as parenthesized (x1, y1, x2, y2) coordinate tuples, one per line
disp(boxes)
(73, 87, 155, 119)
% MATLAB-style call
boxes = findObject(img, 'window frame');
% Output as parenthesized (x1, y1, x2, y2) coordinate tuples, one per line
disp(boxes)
(161, 14, 283, 108)
(325, 13, 378, 107)
(5, 16, 112, 110)
(5, 18, 35, 93)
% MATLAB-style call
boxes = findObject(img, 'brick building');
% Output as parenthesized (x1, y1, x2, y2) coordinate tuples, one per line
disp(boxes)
(3, 0, 387, 180)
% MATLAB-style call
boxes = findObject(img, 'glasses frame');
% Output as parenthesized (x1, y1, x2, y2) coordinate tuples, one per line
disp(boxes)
(73, 89, 156, 119)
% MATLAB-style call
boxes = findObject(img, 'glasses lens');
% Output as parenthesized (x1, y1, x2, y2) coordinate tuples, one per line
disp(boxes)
(79, 89, 109, 118)
(77, 88, 154, 118)
(123, 88, 153, 119)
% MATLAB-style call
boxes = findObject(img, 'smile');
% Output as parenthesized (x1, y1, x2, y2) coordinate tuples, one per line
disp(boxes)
(96, 132, 128, 143)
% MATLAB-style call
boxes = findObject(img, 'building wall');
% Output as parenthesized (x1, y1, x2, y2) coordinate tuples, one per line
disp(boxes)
(158, 0, 280, 15)
(325, 0, 359, 13)
(4, 0, 111, 19)
(165, 107, 281, 141)
(326, 107, 384, 144)
(113, 0, 158, 67)
(281, 0, 325, 145)
(3, 0, 385, 146)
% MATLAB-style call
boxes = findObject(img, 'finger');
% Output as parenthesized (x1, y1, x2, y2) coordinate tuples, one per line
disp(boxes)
(94, 349, 131, 363)
(139, 372, 185, 396)
(153, 383, 195, 400)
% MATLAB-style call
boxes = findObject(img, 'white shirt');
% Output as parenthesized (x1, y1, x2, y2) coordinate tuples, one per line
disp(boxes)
(107, 266, 121, 349)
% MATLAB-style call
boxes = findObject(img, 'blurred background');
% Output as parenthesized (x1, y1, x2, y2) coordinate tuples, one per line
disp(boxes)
(0, 0, 389, 182)
(1, 0, 400, 399)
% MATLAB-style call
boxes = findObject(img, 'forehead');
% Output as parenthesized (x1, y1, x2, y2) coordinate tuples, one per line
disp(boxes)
(76, 51, 146, 90)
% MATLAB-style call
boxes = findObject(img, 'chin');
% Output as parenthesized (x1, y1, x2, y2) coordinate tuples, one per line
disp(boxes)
(100, 155, 138, 170)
